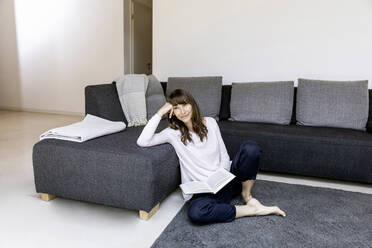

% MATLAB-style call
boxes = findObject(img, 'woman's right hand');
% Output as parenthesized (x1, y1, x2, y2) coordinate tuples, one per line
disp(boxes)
(157, 102, 174, 118)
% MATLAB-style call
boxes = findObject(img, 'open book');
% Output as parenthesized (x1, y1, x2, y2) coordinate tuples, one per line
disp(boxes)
(180, 168, 236, 195)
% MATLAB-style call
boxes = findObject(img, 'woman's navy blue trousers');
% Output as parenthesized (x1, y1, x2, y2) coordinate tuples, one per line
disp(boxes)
(187, 140, 262, 224)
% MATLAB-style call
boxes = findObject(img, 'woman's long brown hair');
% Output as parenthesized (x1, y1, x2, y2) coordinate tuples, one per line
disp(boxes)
(166, 89, 208, 146)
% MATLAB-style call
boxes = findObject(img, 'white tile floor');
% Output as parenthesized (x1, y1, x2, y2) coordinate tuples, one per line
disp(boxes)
(0, 110, 371, 248)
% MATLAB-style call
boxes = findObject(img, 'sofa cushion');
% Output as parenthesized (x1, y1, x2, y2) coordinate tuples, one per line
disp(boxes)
(229, 81, 294, 125)
(85, 78, 166, 124)
(166, 76, 222, 120)
(146, 75, 166, 120)
(219, 121, 372, 146)
(296, 78, 369, 131)
(85, 84, 127, 124)
(218, 121, 372, 183)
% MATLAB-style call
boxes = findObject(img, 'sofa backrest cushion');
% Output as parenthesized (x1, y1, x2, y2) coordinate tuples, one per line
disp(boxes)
(166, 76, 222, 120)
(146, 75, 166, 120)
(219, 85, 298, 124)
(219, 85, 372, 128)
(85, 81, 372, 133)
(229, 81, 294, 125)
(296, 78, 369, 131)
(85, 84, 128, 124)
(86, 77, 166, 124)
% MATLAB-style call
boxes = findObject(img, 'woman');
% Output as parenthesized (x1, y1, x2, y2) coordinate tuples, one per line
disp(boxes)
(137, 89, 286, 224)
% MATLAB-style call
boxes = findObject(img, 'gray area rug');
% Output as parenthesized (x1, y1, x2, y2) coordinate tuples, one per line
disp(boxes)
(152, 180, 372, 248)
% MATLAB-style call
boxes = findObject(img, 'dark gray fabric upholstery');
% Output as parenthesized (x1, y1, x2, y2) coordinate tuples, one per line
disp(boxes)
(218, 121, 372, 183)
(367, 89, 372, 133)
(160, 82, 167, 96)
(219, 85, 231, 121)
(85, 83, 127, 124)
(33, 119, 181, 212)
(291, 87, 297, 124)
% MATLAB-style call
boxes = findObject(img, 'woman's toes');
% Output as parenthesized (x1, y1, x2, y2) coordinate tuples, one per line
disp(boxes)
(274, 207, 286, 217)
(246, 198, 286, 217)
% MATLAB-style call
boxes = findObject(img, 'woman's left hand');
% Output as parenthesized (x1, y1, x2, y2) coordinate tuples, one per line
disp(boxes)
(169, 106, 174, 118)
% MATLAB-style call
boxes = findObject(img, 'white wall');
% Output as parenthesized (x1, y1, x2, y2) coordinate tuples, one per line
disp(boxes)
(0, 0, 22, 108)
(0, 0, 124, 115)
(154, 0, 372, 87)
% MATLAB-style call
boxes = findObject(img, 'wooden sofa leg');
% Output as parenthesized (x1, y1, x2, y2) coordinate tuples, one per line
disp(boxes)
(139, 203, 160, 220)
(40, 193, 56, 201)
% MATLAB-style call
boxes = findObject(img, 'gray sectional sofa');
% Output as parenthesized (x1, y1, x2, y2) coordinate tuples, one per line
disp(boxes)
(32, 79, 372, 220)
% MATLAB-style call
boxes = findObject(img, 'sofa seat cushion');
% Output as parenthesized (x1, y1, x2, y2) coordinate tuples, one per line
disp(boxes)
(218, 121, 372, 147)
(218, 121, 372, 183)
(33, 119, 180, 212)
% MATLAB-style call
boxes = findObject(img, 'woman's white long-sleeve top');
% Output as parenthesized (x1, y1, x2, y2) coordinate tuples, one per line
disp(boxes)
(136, 113, 232, 201)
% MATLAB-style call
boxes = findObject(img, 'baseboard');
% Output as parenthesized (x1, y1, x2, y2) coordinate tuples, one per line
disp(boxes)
(0, 106, 84, 117)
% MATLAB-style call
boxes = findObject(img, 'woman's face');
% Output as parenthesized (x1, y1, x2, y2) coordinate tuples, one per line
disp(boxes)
(173, 103, 193, 123)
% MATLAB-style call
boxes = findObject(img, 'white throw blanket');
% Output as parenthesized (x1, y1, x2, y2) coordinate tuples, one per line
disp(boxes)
(40, 114, 126, 142)
(115, 74, 149, 127)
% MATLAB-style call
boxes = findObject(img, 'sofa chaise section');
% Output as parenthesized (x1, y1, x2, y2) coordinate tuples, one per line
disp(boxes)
(33, 122, 180, 218)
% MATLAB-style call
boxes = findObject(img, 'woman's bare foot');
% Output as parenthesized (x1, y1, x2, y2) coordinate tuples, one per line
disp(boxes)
(241, 180, 255, 204)
(247, 197, 286, 217)
(241, 192, 252, 204)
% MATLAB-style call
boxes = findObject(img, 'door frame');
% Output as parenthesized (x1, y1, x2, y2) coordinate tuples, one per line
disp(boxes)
(127, 0, 152, 74)
(130, 0, 135, 74)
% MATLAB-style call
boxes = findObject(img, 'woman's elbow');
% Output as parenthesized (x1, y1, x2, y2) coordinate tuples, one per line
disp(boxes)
(136, 138, 149, 147)
(136, 139, 145, 147)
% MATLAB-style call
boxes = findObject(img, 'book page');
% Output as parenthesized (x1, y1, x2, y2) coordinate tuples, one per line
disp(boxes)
(206, 168, 235, 194)
(206, 168, 233, 188)
(179, 181, 211, 194)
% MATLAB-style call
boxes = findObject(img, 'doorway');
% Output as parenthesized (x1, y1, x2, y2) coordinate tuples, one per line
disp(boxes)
(124, 0, 152, 75)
